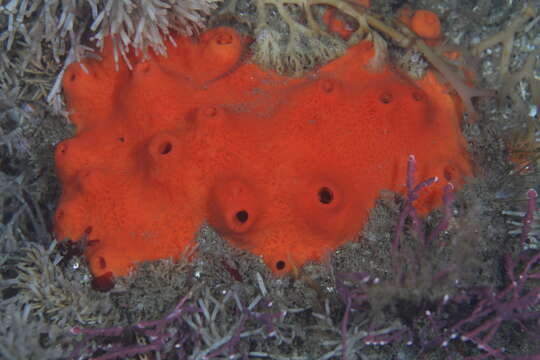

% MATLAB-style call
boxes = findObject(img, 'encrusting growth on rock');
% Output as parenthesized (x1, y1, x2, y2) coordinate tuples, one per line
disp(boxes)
(55, 25, 473, 279)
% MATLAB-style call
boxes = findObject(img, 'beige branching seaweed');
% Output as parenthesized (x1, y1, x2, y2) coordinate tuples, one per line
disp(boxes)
(472, 4, 539, 119)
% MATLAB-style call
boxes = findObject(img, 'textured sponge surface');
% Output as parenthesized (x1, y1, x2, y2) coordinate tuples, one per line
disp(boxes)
(55, 27, 472, 277)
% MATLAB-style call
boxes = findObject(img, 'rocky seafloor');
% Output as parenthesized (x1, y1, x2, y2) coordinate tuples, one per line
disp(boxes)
(1, 0, 539, 359)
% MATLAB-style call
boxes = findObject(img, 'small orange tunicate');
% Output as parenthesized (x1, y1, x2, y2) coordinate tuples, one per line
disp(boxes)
(411, 9, 442, 40)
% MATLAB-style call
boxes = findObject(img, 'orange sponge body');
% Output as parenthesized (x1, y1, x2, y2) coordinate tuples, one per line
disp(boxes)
(56, 27, 472, 277)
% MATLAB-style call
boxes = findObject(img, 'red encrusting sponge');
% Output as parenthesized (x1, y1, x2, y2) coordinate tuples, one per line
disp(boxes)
(55, 26, 473, 278)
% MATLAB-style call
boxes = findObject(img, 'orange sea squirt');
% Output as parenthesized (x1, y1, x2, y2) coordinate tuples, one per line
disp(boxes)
(323, 0, 370, 40)
(55, 26, 473, 278)
(411, 9, 442, 40)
